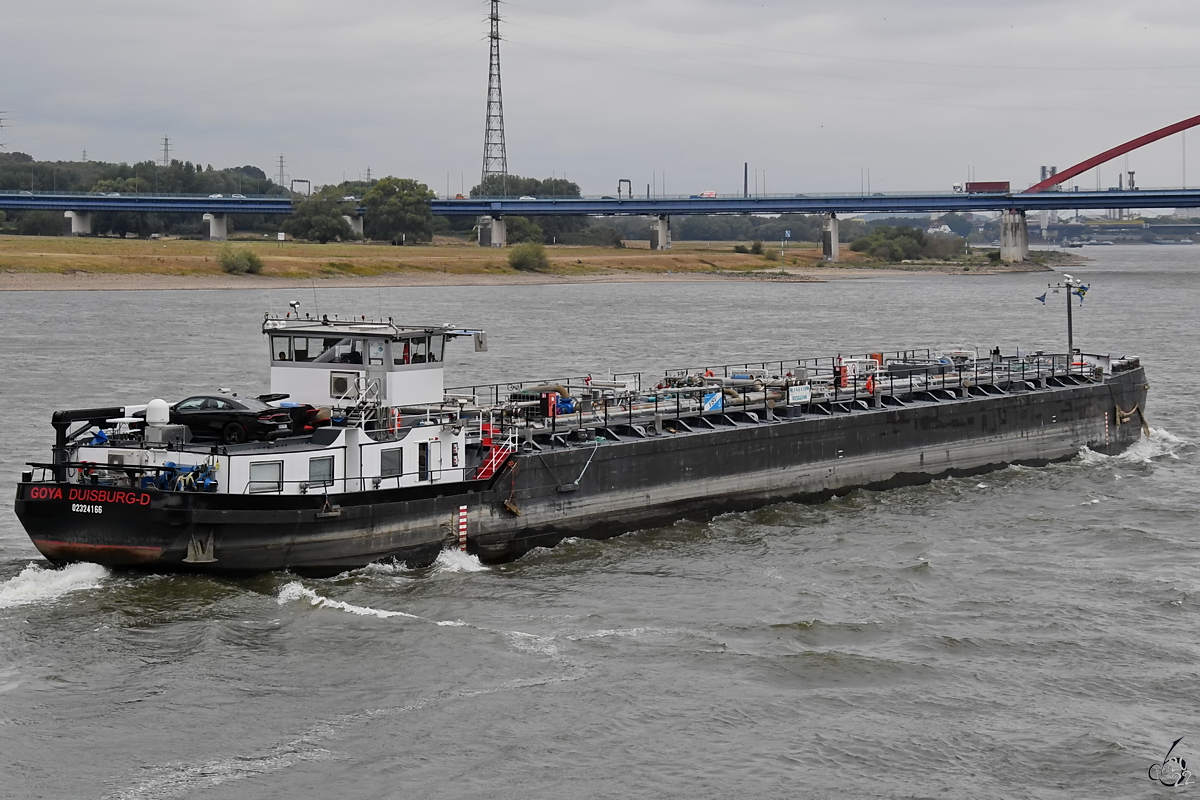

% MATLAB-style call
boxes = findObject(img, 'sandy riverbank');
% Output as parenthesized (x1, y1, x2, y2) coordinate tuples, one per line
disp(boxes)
(0, 235, 1055, 291)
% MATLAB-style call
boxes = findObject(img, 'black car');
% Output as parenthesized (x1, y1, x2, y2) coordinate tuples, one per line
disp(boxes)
(256, 393, 326, 435)
(169, 395, 292, 444)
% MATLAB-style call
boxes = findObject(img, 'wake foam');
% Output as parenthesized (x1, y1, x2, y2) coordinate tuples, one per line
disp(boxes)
(0, 562, 109, 609)
(505, 630, 560, 657)
(1080, 427, 1189, 465)
(275, 581, 420, 619)
(433, 549, 488, 573)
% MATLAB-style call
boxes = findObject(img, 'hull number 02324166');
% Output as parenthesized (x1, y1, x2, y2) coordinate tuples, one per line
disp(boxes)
(71, 504, 103, 514)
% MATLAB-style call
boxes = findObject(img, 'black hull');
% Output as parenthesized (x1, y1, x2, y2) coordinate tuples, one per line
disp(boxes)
(15, 368, 1149, 576)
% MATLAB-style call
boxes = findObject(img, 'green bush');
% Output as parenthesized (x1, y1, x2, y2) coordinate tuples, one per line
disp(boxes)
(749, 240, 764, 255)
(733, 244, 749, 254)
(17, 210, 65, 236)
(217, 246, 264, 274)
(558, 225, 624, 247)
(849, 225, 965, 262)
(508, 242, 549, 272)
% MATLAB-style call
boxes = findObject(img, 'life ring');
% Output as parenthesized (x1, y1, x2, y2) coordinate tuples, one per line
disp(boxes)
(704, 369, 714, 378)
(865, 376, 875, 395)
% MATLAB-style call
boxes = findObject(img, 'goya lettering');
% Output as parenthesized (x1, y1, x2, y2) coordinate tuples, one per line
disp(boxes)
(27, 485, 150, 506)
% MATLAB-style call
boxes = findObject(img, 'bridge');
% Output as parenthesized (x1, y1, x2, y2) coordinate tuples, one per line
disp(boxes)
(4, 186, 1200, 262)
(0, 191, 300, 241)
(433, 188, 1200, 260)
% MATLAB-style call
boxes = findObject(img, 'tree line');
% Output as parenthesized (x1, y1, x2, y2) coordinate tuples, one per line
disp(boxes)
(1, 155, 979, 251)
(0, 151, 286, 237)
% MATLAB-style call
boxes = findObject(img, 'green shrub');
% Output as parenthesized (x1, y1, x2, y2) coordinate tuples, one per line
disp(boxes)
(217, 246, 264, 274)
(763, 247, 779, 261)
(508, 242, 550, 271)
(558, 225, 624, 247)
(17, 210, 65, 236)
(749, 240, 764, 255)
(733, 244, 749, 254)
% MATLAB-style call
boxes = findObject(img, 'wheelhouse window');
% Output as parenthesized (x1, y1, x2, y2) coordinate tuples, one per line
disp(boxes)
(314, 338, 365, 364)
(381, 448, 402, 478)
(293, 337, 319, 363)
(394, 335, 442, 365)
(309, 456, 334, 488)
(248, 461, 282, 493)
(272, 336, 291, 362)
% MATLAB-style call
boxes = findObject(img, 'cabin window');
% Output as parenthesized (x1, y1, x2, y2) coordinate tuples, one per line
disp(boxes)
(418, 442, 429, 481)
(312, 337, 342, 363)
(309, 456, 334, 488)
(381, 448, 403, 477)
(272, 336, 291, 362)
(176, 397, 204, 411)
(393, 336, 441, 366)
(339, 339, 365, 364)
(293, 338, 319, 363)
(248, 461, 283, 493)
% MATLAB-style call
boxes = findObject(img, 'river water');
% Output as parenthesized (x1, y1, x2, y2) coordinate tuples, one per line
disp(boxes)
(1, 246, 1196, 799)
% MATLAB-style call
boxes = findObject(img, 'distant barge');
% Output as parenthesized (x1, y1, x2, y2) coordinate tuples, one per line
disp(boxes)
(14, 315, 1149, 576)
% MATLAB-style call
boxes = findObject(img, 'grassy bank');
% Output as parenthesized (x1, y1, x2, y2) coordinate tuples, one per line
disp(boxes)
(0, 236, 858, 279)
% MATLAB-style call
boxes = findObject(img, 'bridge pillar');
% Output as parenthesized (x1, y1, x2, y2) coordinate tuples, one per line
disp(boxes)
(1000, 210, 1029, 263)
(203, 213, 228, 242)
(64, 211, 92, 236)
(342, 215, 364, 238)
(478, 216, 506, 247)
(822, 214, 840, 262)
(649, 215, 672, 250)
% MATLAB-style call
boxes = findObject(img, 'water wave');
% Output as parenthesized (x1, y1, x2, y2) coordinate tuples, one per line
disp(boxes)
(433, 549, 489, 573)
(0, 562, 109, 609)
(1079, 426, 1189, 465)
(275, 581, 421, 619)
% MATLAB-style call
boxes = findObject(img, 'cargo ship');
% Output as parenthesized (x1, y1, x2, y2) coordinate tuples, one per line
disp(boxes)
(13, 312, 1150, 576)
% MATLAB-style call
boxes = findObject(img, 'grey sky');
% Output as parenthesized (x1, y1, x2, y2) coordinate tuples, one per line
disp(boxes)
(3, 1, 1198, 196)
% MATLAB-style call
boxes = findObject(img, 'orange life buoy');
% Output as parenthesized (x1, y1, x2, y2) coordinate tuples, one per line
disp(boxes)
(865, 375, 875, 395)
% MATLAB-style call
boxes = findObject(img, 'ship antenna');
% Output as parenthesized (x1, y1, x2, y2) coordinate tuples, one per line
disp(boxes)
(311, 277, 319, 320)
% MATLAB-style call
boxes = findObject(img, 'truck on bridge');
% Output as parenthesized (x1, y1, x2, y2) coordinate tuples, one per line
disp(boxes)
(952, 181, 1011, 194)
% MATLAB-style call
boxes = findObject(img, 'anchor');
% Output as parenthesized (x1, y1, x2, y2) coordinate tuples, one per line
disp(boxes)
(183, 530, 217, 563)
